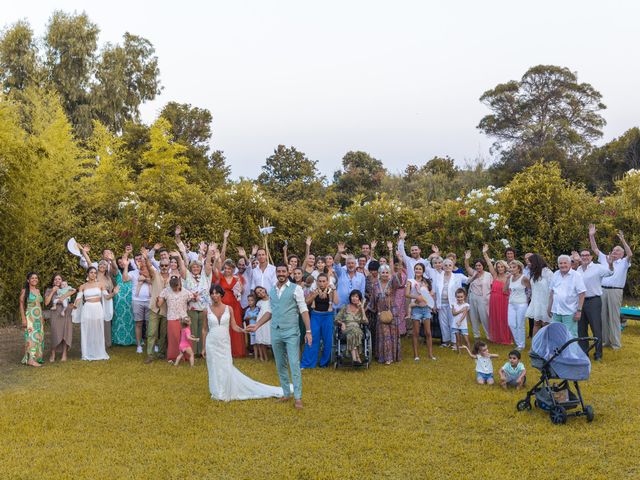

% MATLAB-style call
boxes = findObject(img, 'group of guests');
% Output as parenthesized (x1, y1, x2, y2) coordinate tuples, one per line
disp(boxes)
(20, 224, 633, 373)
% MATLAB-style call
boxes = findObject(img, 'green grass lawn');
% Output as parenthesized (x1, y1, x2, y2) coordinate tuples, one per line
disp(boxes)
(1, 323, 639, 480)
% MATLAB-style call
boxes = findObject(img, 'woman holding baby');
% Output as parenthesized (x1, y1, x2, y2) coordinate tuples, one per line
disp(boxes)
(44, 273, 77, 362)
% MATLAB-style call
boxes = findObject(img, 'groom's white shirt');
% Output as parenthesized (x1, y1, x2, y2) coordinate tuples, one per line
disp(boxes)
(275, 281, 309, 314)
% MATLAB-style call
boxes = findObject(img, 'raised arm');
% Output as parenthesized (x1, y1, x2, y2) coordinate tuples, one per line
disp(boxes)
(334, 242, 346, 265)
(172, 250, 187, 279)
(220, 230, 230, 263)
(588, 224, 601, 257)
(305, 236, 312, 262)
(463, 250, 477, 277)
(80, 244, 93, 269)
(397, 229, 411, 267)
(482, 244, 497, 278)
(618, 230, 633, 259)
(387, 241, 395, 271)
(141, 247, 157, 279)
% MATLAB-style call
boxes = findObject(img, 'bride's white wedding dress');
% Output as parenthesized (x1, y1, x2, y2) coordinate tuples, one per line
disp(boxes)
(206, 305, 283, 401)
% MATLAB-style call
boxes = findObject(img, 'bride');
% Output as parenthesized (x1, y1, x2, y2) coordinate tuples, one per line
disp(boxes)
(205, 284, 283, 401)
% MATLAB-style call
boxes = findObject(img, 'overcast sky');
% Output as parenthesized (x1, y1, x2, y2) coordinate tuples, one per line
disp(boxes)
(4, 1, 640, 178)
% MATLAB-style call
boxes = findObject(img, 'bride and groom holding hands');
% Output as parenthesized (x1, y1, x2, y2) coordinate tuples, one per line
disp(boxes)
(207, 265, 312, 409)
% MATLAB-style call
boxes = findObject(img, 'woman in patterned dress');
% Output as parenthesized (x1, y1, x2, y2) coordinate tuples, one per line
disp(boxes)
(20, 272, 45, 367)
(373, 251, 402, 365)
(393, 255, 408, 335)
(112, 249, 136, 345)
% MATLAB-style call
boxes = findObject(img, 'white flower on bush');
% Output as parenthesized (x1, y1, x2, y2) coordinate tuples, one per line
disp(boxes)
(456, 197, 462, 202)
(486, 198, 497, 205)
(504, 225, 509, 230)
(500, 238, 510, 247)
(326, 230, 330, 234)
(489, 213, 500, 220)
(478, 217, 484, 223)
(489, 222, 496, 230)
(470, 208, 476, 215)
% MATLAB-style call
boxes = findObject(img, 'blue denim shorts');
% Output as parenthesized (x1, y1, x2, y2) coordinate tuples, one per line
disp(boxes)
(476, 372, 493, 382)
(411, 306, 432, 321)
(451, 327, 468, 336)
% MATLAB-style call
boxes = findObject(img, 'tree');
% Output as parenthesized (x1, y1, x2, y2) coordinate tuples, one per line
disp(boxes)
(160, 101, 229, 188)
(332, 151, 386, 207)
(45, 11, 99, 139)
(93, 33, 161, 133)
(583, 128, 640, 193)
(258, 145, 325, 201)
(478, 65, 606, 182)
(0, 20, 41, 92)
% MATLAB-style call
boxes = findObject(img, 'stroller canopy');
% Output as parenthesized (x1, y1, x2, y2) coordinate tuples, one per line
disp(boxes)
(530, 323, 591, 381)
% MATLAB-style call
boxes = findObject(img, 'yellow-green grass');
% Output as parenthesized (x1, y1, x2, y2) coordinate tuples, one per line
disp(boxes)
(1, 324, 639, 480)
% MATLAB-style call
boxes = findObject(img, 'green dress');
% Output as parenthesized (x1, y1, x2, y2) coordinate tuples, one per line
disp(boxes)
(22, 291, 44, 364)
(335, 307, 367, 353)
(112, 271, 136, 345)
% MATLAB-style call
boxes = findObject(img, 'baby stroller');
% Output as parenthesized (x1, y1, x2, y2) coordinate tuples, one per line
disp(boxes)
(517, 322, 597, 424)
(333, 323, 372, 369)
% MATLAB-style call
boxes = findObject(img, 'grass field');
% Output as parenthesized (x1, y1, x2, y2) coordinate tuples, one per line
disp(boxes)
(1, 323, 639, 480)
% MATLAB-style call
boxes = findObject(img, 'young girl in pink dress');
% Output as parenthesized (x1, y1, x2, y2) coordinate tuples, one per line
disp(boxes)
(174, 317, 200, 367)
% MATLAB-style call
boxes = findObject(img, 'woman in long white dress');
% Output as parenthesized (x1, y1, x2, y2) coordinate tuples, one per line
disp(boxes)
(525, 254, 554, 337)
(74, 267, 111, 361)
(205, 284, 283, 401)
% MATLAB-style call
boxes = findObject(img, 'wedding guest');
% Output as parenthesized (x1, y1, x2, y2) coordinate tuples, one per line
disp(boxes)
(158, 276, 195, 362)
(433, 258, 468, 349)
(20, 272, 44, 367)
(112, 249, 136, 346)
(334, 244, 366, 309)
(504, 260, 531, 350)
(574, 248, 613, 360)
(483, 245, 512, 345)
(548, 255, 586, 338)
(45, 273, 76, 362)
(589, 225, 633, 350)
(334, 290, 368, 363)
(463, 251, 492, 340)
(372, 262, 402, 365)
(397, 229, 427, 280)
(301, 273, 338, 368)
(142, 248, 171, 363)
(525, 254, 553, 337)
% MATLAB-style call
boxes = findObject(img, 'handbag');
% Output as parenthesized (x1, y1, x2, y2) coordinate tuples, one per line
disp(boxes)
(378, 281, 394, 324)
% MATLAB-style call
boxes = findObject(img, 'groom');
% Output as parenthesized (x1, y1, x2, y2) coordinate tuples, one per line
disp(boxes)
(248, 264, 312, 409)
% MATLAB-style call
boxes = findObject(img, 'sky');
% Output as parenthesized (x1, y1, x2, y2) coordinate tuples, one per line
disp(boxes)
(3, 1, 640, 178)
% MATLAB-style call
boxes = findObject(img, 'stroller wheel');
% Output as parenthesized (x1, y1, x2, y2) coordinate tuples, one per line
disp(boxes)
(516, 399, 531, 412)
(550, 405, 567, 425)
(585, 405, 595, 422)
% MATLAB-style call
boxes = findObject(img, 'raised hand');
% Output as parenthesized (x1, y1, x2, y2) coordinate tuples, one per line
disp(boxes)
(588, 224, 596, 236)
(199, 242, 207, 254)
(482, 244, 489, 254)
(175, 225, 182, 236)
(386, 240, 393, 251)
(398, 229, 406, 240)
(140, 246, 149, 258)
(82, 244, 91, 253)
(464, 250, 471, 260)
(223, 229, 230, 239)
(617, 230, 625, 241)
(305, 236, 312, 247)
(337, 241, 346, 253)
(237, 247, 247, 258)
(370, 239, 378, 250)
(431, 244, 440, 255)
(176, 240, 187, 253)
(125, 244, 133, 255)
(251, 245, 259, 256)
(153, 242, 162, 251)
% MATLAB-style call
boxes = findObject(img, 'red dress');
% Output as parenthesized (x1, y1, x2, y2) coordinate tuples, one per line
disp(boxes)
(489, 279, 512, 344)
(217, 274, 246, 358)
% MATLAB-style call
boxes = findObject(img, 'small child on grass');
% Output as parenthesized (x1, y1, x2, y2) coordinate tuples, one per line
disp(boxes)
(499, 350, 526, 389)
(173, 317, 200, 367)
(461, 340, 499, 385)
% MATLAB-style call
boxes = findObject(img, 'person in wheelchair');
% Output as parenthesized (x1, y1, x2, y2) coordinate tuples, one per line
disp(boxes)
(334, 289, 368, 363)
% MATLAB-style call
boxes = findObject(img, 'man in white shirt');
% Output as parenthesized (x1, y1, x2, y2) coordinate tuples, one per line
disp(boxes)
(589, 225, 633, 350)
(548, 255, 586, 338)
(397, 229, 426, 280)
(250, 247, 277, 293)
(574, 249, 613, 360)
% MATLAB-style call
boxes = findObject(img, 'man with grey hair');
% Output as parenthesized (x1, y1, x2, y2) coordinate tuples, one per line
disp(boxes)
(589, 225, 633, 350)
(572, 248, 613, 360)
(334, 243, 366, 309)
(548, 255, 586, 337)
